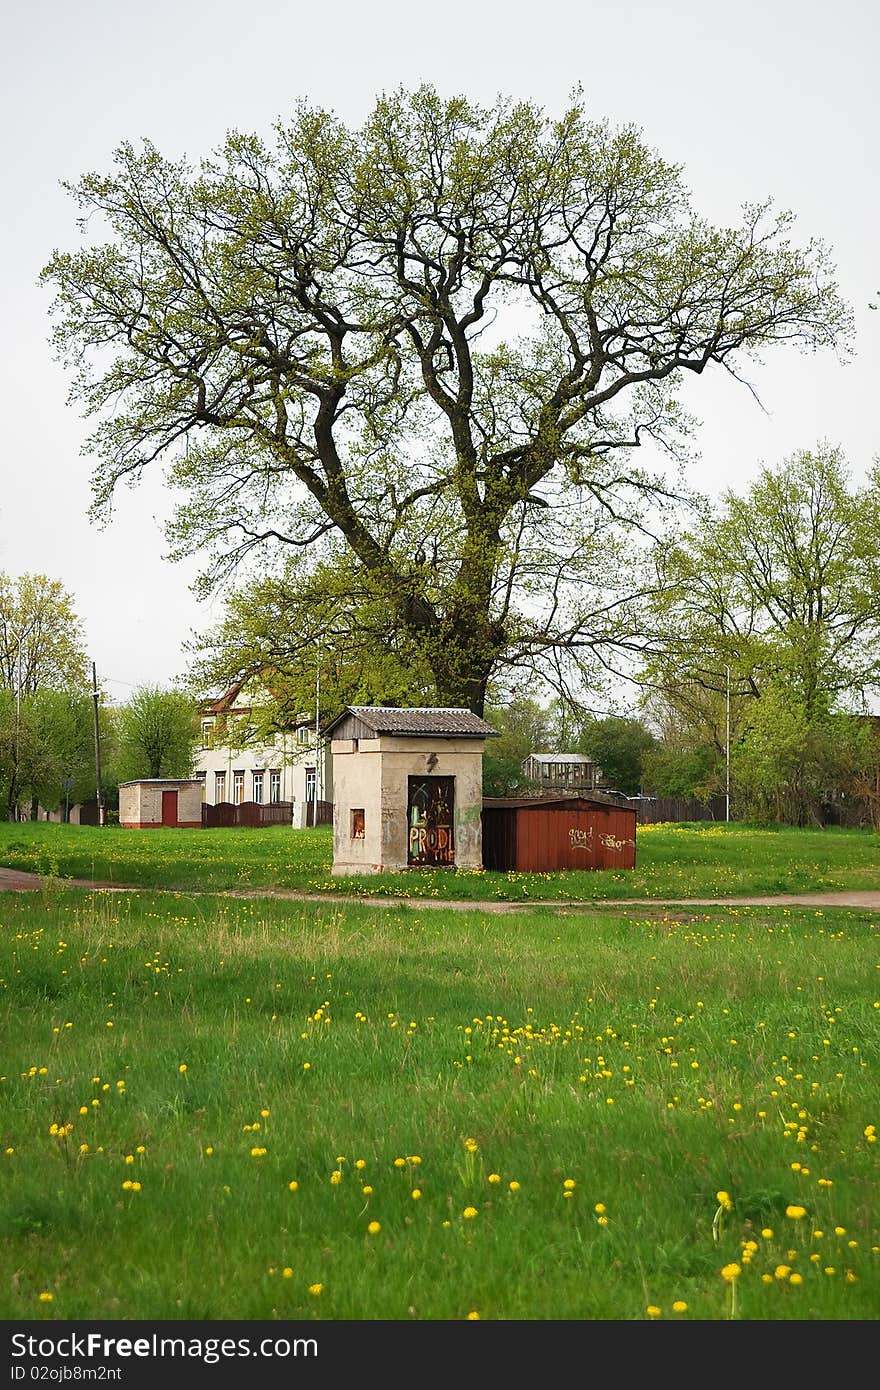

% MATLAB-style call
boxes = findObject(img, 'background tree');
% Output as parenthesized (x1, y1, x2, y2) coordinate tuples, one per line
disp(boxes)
(115, 685, 197, 781)
(44, 87, 850, 715)
(481, 698, 551, 796)
(188, 553, 436, 739)
(548, 710, 656, 794)
(645, 445, 880, 822)
(0, 573, 89, 818)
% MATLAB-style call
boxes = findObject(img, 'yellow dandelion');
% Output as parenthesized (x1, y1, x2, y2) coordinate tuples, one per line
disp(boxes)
(716, 1190, 733, 1211)
(411, 1189, 422, 1200)
(720, 1263, 741, 1282)
(466, 1311, 480, 1320)
(563, 1178, 576, 1190)
(785, 1204, 807, 1220)
(488, 1173, 501, 1184)
(646, 1305, 662, 1319)
(38, 1292, 54, 1303)
(309, 1283, 323, 1296)
(462, 1206, 478, 1219)
(288, 1180, 299, 1192)
(774, 1265, 791, 1281)
(367, 1221, 381, 1235)
(282, 1268, 293, 1279)
(508, 1181, 520, 1193)
(362, 1185, 373, 1195)
(672, 1301, 687, 1313)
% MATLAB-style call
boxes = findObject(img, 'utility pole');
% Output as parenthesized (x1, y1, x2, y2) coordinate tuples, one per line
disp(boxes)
(92, 662, 105, 827)
(725, 665, 731, 824)
(315, 640, 322, 804)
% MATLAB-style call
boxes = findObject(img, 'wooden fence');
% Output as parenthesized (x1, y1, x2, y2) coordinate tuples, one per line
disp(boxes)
(201, 800, 294, 828)
(305, 799, 333, 827)
(632, 795, 729, 824)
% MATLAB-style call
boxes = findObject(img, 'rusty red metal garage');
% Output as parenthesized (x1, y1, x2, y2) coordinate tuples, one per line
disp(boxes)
(481, 794, 637, 872)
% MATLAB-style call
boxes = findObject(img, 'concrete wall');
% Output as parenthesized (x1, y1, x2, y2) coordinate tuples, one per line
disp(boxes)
(119, 781, 203, 828)
(332, 736, 484, 875)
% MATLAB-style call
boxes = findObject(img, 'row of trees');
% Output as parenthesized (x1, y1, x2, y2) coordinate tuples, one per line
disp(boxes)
(484, 445, 880, 825)
(0, 574, 197, 819)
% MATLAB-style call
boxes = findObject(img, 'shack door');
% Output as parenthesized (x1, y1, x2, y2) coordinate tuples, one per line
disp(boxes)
(407, 776, 454, 867)
(161, 790, 178, 827)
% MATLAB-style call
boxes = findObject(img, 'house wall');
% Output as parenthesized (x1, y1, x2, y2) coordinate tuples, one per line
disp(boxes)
(119, 781, 203, 828)
(194, 716, 332, 811)
(331, 736, 485, 875)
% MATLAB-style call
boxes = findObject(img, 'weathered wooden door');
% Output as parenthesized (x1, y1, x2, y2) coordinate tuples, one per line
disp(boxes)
(161, 790, 178, 827)
(407, 776, 454, 867)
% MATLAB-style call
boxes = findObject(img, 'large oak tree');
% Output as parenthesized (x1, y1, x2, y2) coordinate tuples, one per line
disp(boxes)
(44, 87, 850, 714)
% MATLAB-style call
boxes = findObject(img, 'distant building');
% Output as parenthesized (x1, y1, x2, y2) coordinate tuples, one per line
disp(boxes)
(521, 752, 607, 793)
(194, 679, 332, 819)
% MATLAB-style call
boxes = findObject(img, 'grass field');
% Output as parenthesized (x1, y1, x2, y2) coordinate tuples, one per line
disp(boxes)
(1, 883, 877, 1321)
(1, 819, 879, 900)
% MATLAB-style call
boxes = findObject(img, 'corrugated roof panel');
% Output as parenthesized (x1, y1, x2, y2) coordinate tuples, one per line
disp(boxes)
(326, 706, 499, 738)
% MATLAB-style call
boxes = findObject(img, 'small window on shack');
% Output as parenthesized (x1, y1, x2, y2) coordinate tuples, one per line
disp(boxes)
(351, 808, 365, 839)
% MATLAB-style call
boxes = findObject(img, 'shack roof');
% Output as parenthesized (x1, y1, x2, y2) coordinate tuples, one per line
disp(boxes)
(482, 793, 632, 811)
(324, 706, 499, 739)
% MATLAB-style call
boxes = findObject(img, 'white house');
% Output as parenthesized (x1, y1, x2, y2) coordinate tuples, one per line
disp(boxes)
(193, 680, 332, 821)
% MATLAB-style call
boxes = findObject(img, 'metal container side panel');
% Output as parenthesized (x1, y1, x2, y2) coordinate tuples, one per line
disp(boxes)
(515, 808, 570, 871)
(562, 809, 598, 870)
(593, 807, 637, 869)
(515, 808, 542, 871)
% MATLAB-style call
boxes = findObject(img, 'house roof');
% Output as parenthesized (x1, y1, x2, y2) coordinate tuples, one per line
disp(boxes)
(324, 706, 499, 738)
(202, 679, 246, 714)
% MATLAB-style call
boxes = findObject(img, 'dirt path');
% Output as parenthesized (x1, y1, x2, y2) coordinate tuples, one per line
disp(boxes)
(2, 864, 880, 912)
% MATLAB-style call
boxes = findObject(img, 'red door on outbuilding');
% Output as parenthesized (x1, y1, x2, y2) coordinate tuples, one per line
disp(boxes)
(161, 790, 179, 827)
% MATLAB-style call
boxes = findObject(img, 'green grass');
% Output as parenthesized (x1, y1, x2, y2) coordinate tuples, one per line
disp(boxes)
(0, 887, 877, 1320)
(0, 819, 879, 900)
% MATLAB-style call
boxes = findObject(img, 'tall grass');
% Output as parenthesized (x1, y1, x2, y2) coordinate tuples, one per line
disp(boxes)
(0, 820, 879, 900)
(1, 889, 877, 1320)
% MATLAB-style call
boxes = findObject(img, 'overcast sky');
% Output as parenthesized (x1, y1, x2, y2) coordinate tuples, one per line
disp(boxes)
(1, 0, 877, 703)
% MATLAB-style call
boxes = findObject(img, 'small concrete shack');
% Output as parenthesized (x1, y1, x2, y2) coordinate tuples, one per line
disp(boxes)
(326, 706, 498, 875)
(119, 779, 204, 829)
(481, 794, 637, 872)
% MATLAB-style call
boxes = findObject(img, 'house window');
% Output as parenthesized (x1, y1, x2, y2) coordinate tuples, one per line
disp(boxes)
(269, 770, 281, 803)
(201, 719, 214, 749)
(351, 808, 365, 839)
(233, 771, 245, 804)
(305, 767, 317, 802)
(296, 725, 312, 746)
(252, 771, 264, 804)
(195, 772, 207, 802)
(215, 771, 226, 802)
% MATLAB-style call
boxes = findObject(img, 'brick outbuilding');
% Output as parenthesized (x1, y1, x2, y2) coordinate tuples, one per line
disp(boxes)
(119, 779, 204, 829)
